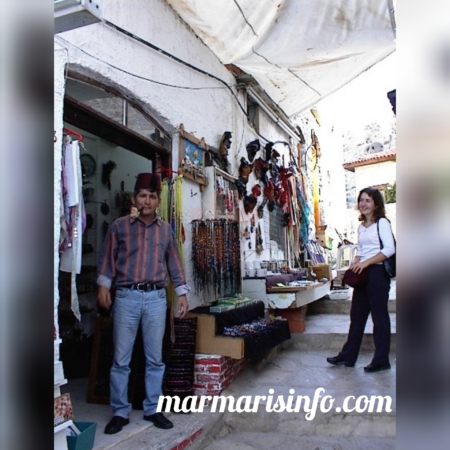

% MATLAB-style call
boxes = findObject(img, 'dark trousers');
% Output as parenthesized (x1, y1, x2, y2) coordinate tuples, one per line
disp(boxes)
(340, 264, 391, 365)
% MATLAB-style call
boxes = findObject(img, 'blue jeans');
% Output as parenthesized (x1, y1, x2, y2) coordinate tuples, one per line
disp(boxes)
(110, 287, 167, 417)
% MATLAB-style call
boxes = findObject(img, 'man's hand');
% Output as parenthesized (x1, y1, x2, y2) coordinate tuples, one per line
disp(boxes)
(97, 285, 112, 309)
(177, 295, 189, 319)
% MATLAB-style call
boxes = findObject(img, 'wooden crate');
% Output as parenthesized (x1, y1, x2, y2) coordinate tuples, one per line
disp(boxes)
(310, 264, 332, 281)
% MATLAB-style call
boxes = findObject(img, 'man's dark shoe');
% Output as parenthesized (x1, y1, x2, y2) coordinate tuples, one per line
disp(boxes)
(326, 355, 355, 367)
(364, 362, 391, 373)
(104, 416, 129, 435)
(143, 412, 173, 429)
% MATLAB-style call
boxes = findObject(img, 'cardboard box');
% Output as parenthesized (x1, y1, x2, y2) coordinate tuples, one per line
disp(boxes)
(316, 231, 332, 249)
(187, 312, 244, 359)
(67, 422, 97, 450)
(310, 264, 332, 281)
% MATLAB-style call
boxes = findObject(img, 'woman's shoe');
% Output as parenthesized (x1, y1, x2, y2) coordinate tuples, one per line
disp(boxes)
(364, 362, 391, 373)
(326, 355, 355, 367)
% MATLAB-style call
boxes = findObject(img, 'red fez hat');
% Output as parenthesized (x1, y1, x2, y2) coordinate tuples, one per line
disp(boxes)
(134, 173, 161, 192)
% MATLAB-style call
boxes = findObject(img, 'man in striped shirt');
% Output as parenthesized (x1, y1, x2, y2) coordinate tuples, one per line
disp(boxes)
(97, 172, 190, 435)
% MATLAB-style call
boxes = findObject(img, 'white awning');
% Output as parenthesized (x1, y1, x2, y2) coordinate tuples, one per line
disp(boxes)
(165, 0, 396, 116)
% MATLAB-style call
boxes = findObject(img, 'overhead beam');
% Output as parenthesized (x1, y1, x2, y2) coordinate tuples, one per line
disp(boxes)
(63, 95, 171, 167)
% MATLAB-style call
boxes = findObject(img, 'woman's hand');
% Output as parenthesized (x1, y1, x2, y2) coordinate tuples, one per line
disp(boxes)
(349, 260, 368, 274)
(350, 253, 387, 273)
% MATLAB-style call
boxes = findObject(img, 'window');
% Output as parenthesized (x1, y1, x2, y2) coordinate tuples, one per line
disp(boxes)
(247, 97, 259, 132)
(65, 77, 171, 149)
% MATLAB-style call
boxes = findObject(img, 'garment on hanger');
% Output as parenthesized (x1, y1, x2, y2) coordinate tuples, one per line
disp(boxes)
(59, 138, 86, 321)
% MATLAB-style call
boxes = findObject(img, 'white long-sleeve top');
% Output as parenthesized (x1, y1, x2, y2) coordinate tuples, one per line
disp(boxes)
(356, 218, 395, 262)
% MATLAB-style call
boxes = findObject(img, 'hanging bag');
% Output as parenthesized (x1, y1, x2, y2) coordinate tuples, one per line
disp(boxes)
(377, 219, 396, 278)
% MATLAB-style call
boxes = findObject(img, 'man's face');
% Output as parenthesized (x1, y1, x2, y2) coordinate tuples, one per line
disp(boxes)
(132, 189, 160, 217)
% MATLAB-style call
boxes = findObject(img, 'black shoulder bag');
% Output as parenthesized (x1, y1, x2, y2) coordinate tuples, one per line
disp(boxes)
(377, 219, 396, 278)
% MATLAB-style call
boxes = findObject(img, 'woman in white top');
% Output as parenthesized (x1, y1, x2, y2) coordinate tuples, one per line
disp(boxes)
(327, 187, 395, 372)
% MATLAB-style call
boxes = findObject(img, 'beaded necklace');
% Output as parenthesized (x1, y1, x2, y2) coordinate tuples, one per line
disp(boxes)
(191, 219, 241, 299)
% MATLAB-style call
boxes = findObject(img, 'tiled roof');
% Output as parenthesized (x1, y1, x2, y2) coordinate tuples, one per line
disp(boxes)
(343, 149, 396, 171)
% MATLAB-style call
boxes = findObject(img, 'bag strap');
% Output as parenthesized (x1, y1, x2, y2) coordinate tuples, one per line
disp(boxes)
(377, 218, 396, 251)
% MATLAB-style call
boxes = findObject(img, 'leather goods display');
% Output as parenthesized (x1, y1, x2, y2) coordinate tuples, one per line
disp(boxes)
(342, 268, 368, 288)
(377, 219, 396, 278)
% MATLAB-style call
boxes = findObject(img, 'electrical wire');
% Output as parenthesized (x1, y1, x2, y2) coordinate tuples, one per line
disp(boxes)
(103, 20, 259, 128)
(56, 35, 230, 91)
(57, 23, 291, 146)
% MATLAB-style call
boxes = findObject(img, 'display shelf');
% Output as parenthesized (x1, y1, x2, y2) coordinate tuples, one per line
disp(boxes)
(188, 301, 290, 359)
(266, 282, 323, 293)
(242, 277, 331, 309)
(54, 378, 68, 389)
(54, 419, 74, 434)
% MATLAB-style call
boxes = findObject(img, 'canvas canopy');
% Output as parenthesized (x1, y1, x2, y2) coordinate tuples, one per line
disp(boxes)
(166, 0, 396, 117)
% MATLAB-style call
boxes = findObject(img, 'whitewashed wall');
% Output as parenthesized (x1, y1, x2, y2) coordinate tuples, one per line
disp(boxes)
(344, 160, 397, 244)
(354, 161, 396, 193)
(54, 0, 296, 309)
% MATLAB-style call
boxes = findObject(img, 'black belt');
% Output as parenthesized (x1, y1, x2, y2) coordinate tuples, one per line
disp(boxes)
(123, 282, 164, 292)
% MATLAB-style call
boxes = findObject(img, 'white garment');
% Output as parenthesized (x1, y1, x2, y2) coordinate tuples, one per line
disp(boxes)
(60, 140, 83, 274)
(59, 139, 84, 321)
(64, 140, 80, 207)
(356, 218, 395, 262)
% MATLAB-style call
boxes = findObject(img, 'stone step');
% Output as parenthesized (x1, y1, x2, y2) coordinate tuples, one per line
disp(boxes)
(308, 298, 396, 315)
(104, 410, 219, 450)
(288, 313, 396, 352)
(199, 431, 395, 450)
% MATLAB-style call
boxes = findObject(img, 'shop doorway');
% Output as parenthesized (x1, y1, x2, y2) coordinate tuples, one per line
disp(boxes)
(58, 75, 173, 380)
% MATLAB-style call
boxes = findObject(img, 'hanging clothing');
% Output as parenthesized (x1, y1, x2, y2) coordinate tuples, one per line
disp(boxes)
(59, 139, 86, 321)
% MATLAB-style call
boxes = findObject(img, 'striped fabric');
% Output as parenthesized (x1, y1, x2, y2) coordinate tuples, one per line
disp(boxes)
(97, 215, 188, 294)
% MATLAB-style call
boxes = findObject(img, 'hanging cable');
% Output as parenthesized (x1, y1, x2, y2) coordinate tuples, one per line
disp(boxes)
(57, 25, 295, 146)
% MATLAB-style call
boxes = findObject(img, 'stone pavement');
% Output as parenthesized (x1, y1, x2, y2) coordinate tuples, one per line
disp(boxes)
(66, 287, 396, 450)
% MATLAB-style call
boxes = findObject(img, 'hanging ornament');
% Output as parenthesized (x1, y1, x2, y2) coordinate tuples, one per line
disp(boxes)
(226, 187, 234, 213)
(238, 157, 253, 182)
(250, 216, 255, 233)
(246, 139, 260, 162)
(251, 184, 262, 197)
(243, 195, 257, 214)
(101, 160, 117, 190)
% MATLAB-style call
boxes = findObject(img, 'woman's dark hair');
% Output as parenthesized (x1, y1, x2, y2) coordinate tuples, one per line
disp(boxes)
(357, 187, 386, 222)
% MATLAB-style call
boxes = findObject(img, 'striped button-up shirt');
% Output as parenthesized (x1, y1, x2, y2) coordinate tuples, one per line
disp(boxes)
(97, 215, 190, 297)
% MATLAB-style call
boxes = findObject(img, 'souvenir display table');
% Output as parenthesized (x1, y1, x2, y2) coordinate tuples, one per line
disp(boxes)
(242, 274, 331, 309)
(241, 274, 331, 333)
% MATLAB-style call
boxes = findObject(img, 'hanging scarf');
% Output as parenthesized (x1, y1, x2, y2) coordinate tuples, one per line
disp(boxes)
(159, 178, 171, 222)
